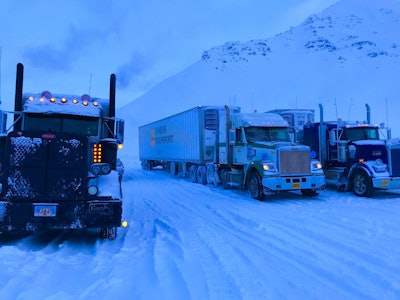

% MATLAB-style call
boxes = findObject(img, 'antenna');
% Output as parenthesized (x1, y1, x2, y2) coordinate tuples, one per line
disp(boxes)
(334, 98, 339, 120)
(386, 98, 389, 128)
(347, 97, 353, 120)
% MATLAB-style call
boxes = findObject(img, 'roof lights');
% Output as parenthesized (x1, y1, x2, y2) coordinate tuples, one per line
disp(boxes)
(26, 92, 102, 108)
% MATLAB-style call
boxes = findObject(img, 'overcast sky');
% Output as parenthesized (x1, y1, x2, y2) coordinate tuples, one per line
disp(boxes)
(0, 0, 338, 108)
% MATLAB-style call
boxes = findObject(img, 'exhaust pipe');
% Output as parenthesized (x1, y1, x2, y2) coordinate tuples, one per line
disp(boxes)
(365, 104, 370, 124)
(108, 73, 116, 137)
(14, 63, 24, 131)
(319, 103, 324, 123)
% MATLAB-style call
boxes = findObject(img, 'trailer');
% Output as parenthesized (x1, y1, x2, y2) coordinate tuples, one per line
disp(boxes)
(0, 63, 125, 239)
(139, 105, 325, 200)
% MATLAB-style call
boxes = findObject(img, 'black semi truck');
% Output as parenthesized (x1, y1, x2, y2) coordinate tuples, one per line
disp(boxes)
(0, 63, 125, 239)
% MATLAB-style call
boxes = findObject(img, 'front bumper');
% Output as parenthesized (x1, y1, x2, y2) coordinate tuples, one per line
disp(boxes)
(372, 176, 400, 190)
(262, 175, 326, 192)
(0, 199, 122, 233)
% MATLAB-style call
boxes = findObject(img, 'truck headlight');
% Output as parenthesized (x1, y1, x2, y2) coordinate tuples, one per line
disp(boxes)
(91, 163, 112, 175)
(263, 161, 276, 172)
(312, 161, 323, 171)
(372, 159, 387, 173)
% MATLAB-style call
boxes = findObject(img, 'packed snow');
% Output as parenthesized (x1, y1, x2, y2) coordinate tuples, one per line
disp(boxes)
(1, 155, 399, 299)
(1, 0, 400, 299)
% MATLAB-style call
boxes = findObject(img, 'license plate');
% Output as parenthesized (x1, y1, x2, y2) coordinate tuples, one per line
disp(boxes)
(380, 180, 389, 186)
(34, 205, 57, 217)
(292, 183, 301, 189)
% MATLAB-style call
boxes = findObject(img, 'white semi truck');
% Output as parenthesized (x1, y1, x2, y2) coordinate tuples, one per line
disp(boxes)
(139, 105, 325, 200)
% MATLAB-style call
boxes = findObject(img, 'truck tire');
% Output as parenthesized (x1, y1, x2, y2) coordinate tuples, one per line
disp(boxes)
(248, 171, 265, 201)
(301, 189, 319, 197)
(190, 165, 198, 183)
(197, 166, 207, 185)
(170, 162, 178, 175)
(142, 160, 152, 171)
(351, 169, 374, 197)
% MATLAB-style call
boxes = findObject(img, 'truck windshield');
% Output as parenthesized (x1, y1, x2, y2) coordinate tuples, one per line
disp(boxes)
(244, 126, 291, 143)
(24, 114, 99, 136)
(342, 127, 379, 141)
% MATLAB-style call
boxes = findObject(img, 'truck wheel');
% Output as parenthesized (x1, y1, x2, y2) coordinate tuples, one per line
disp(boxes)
(190, 165, 198, 183)
(301, 189, 319, 197)
(248, 172, 265, 201)
(142, 160, 152, 171)
(197, 166, 207, 185)
(170, 162, 178, 175)
(352, 169, 374, 197)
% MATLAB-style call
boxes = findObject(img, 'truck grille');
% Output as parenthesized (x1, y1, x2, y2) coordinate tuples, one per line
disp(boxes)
(5, 132, 88, 201)
(390, 148, 400, 177)
(279, 149, 310, 175)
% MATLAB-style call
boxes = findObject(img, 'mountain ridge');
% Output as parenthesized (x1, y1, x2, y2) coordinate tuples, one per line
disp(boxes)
(120, 0, 400, 152)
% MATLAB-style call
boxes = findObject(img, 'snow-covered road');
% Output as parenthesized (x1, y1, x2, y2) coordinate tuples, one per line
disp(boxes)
(1, 158, 400, 299)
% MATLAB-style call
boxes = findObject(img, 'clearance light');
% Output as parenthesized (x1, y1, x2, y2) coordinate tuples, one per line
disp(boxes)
(61, 97, 67, 103)
(72, 99, 78, 104)
(118, 143, 123, 150)
(29, 96, 34, 101)
(50, 98, 56, 103)
(93, 101, 98, 107)
(121, 220, 128, 228)
(93, 144, 102, 163)
(83, 101, 88, 106)
(39, 97, 45, 103)
(359, 158, 365, 163)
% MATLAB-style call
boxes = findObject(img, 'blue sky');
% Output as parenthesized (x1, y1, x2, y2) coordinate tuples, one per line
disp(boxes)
(0, 0, 339, 108)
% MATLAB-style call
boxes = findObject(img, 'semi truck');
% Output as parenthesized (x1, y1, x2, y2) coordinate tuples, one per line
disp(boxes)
(278, 104, 400, 197)
(0, 63, 125, 239)
(139, 105, 325, 200)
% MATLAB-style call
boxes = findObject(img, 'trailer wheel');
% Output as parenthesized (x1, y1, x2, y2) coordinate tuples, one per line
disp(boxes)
(248, 171, 265, 201)
(170, 162, 178, 175)
(142, 160, 152, 171)
(197, 166, 207, 185)
(190, 165, 198, 183)
(351, 169, 374, 197)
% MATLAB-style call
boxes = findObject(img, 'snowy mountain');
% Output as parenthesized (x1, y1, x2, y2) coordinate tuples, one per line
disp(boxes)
(120, 0, 400, 154)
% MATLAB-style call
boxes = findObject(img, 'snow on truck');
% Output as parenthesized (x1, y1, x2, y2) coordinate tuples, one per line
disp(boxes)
(0, 63, 125, 239)
(275, 104, 400, 197)
(139, 105, 325, 200)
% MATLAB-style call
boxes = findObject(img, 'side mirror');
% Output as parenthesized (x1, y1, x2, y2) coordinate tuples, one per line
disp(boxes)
(329, 130, 337, 146)
(116, 119, 124, 144)
(0, 111, 7, 134)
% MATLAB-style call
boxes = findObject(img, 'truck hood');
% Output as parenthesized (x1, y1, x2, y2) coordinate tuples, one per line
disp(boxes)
(250, 141, 308, 150)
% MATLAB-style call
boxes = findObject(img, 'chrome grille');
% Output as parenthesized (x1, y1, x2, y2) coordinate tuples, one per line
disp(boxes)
(390, 148, 400, 177)
(279, 149, 310, 175)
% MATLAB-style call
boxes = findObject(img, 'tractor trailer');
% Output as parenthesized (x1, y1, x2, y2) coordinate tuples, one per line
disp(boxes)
(0, 63, 125, 239)
(139, 105, 325, 200)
